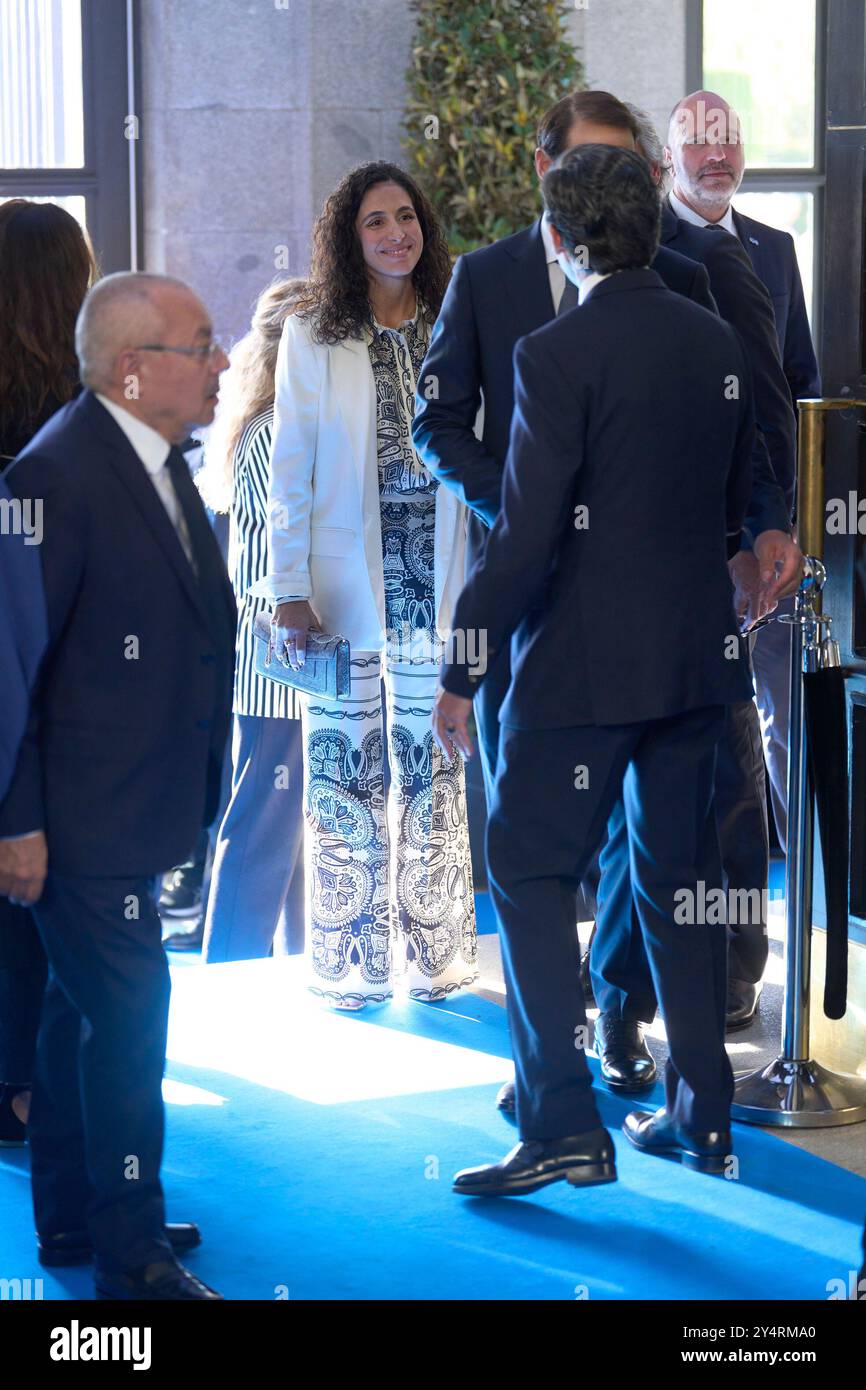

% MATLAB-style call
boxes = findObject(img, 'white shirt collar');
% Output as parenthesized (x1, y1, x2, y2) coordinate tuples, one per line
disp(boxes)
(96, 393, 171, 475)
(541, 217, 612, 304)
(668, 189, 736, 236)
(578, 271, 611, 305)
(540, 213, 559, 265)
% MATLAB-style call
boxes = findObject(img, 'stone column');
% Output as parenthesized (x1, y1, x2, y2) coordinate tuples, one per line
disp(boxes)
(139, 0, 414, 345)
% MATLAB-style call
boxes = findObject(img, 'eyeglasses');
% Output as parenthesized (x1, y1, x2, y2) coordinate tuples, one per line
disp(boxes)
(134, 342, 225, 363)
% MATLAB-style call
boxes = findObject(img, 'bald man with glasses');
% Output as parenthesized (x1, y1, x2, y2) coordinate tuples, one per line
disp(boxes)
(0, 272, 236, 1300)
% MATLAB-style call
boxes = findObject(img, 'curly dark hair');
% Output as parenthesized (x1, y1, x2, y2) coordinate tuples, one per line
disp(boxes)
(295, 162, 452, 344)
(0, 199, 97, 437)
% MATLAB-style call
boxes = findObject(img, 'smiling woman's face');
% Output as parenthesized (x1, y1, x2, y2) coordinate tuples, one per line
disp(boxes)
(355, 181, 423, 284)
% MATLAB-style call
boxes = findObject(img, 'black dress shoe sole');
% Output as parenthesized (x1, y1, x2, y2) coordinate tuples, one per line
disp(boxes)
(601, 1070, 658, 1094)
(622, 1125, 729, 1175)
(94, 1284, 198, 1301)
(454, 1161, 617, 1197)
(39, 1244, 93, 1268)
(40, 1228, 201, 1268)
(725, 1008, 759, 1033)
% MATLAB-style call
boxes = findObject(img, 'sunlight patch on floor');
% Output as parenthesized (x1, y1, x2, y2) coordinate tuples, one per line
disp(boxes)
(166, 957, 512, 1105)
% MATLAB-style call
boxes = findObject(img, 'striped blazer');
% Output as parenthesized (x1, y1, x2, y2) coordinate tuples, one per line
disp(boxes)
(229, 408, 301, 719)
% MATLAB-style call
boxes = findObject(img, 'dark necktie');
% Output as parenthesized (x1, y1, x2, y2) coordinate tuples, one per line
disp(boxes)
(166, 446, 235, 681)
(165, 446, 214, 581)
(557, 276, 579, 315)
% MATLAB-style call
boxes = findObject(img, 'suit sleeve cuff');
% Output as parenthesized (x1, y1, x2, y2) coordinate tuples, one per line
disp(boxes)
(440, 663, 483, 700)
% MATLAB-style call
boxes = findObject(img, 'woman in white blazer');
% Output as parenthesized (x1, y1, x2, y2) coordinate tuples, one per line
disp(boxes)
(252, 162, 477, 1009)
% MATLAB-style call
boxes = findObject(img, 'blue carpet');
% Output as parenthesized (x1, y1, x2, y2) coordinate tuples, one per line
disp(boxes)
(474, 887, 499, 935)
(1, 956, 863, 1301)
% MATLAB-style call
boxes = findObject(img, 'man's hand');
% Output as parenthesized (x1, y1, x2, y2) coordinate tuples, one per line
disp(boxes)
(432, 687, 474, 763)
(0, 832, 48, 906)
(729, 550, 768, 631)
(271, 600, 319, 671)
(753, 529, 803, 604)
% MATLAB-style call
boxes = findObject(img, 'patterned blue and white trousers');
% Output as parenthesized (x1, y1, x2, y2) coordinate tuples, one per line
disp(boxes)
(301, 637, 478, 1006)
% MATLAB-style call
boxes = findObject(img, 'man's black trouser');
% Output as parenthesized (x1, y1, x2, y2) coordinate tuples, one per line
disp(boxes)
(486, 706, 733, 1140)
(29, 870, 173, 1273)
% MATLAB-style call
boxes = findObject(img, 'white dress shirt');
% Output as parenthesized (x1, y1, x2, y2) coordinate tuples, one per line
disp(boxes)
(540, 214, 568, 312)
(96, 393, 194, 566)
(668, 189, 736, 235)
(578, 270, 612, 305)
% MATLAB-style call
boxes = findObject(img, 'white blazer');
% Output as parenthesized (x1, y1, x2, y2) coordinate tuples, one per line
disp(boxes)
(250, 312, 468, 652)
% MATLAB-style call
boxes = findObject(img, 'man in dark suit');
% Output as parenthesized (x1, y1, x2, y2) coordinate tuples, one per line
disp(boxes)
(414, 90, 719, 811)
(415, 90, 798, 1104)
(0, 272, 236, 1299)
(664, 88, 821, 859)
(0, 476, 48, 1145)
(433, 144, 754, 1195)
(0, 474, 47, 802)
(581, 104, 804, 1082)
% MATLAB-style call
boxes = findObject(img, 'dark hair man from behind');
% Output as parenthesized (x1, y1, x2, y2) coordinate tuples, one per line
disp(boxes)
(542, 143, 662, 278)
(436, 117, 759, 1194)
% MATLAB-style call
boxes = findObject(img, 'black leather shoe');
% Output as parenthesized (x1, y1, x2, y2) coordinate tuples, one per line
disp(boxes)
(579, 947, 596, 1007)
(158, 862, 204, 919)
(623, 1108, 732, 1175)
(95, 1257, 222, 1301)
(594, 1013, 657, 1092)
(39, 1223, 202, 1268)
(496, 1080, 516, 1114)
(726, 979, 761, 1031)
(162, 920, 204, 952)
(454, 1129, 617, 1197)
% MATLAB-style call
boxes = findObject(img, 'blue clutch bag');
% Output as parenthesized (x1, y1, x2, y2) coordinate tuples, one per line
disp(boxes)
(253, 612, 351, 699)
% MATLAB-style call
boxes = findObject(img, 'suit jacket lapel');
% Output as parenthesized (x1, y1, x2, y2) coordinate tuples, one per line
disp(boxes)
(333, 335, 376, 499)
(732, 209, 763, 275)
(659, 201, 679, 245)
(504, 219, 557, 337)
(82, 393, 216, 634)
(167, 447, 236, 642)
(332, 335, 383, 604)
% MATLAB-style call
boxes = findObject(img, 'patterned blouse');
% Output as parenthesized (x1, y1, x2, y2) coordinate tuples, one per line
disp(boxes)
(367, 308, 440, 644)
(366, 308, 438, 498)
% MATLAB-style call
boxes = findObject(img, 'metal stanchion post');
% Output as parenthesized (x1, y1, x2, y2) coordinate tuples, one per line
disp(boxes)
(731, 400, 866, 1126)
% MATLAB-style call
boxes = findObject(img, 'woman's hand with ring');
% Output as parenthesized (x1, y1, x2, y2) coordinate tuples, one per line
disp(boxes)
(431, 686, 474, 763)
(271, 600, 319, 671)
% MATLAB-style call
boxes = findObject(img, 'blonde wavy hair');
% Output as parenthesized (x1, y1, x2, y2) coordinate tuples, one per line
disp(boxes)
(197, 276, 307, 514)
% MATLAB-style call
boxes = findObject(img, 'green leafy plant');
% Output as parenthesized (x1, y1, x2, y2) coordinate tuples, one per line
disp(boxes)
(404, 0, 584, 255)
